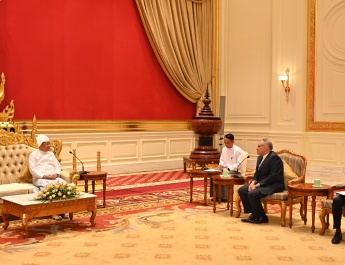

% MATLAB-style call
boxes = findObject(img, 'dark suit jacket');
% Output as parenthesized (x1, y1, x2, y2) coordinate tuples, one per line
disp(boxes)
(253, 151, 284, 196)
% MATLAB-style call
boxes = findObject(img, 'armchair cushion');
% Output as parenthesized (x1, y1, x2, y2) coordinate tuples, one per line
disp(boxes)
(282, 159, 299, 190)
(321, 199, 333, 209)
(264, 190, 288, 200)
(18, 152, 33, 183)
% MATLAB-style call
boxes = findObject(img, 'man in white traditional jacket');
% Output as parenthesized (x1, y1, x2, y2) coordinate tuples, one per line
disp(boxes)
(29, 134, 68, 220)
(210, 133, 243, 201)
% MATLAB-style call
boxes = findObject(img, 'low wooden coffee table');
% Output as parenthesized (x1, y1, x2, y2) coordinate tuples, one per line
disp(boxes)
(80, 171, 107, 207)
(1, 193, 97, 238)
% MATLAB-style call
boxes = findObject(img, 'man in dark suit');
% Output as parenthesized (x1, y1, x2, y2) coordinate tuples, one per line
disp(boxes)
(331, 195, 345, 244)
(238, 138, 284, 223)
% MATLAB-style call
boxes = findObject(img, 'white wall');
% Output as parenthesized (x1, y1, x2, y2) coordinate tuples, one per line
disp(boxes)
(219, 0, 345, 185)
(47, 131, 196, 175)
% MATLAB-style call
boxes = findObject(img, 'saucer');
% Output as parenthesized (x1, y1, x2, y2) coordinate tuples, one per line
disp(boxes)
(221, 175, 230, 178)
(312, 185, 323, 188)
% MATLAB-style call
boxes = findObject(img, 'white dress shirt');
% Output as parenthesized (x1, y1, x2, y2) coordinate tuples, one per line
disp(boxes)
(219, 144, 243, 171)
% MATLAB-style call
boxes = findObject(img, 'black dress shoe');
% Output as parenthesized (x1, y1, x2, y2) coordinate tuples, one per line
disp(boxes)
(60, 213, 69, 219)
(331, 231, 342, 244)
(249, 215, 269, 224)
(241, 214, 255, 223)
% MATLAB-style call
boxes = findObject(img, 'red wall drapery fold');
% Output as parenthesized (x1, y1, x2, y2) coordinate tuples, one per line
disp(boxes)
(0, 0, 195, 120)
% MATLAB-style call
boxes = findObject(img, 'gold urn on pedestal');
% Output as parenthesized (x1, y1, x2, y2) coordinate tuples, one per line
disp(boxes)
(189, 89, 222, 160)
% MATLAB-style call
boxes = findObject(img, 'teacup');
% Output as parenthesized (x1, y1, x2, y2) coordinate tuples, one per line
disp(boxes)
(314, 178, 322, 187)
(222, 170, 229, 177)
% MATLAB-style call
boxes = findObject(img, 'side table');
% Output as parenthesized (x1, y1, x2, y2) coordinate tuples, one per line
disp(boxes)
(183, 156, 219, 172)
(80, 171, 107, 207)
(212, 175, 245, 216)
(288, 183, 331, 233)
(189, 169, 222, 206)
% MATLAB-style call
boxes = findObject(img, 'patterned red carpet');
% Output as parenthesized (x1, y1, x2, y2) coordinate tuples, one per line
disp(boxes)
(0, 170, 204, 248)
(105, 170, 190, 188)
(2, 170, 344, 265)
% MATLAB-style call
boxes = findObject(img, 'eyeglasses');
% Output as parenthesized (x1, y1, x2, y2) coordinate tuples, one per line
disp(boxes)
(257, 144, 265, 148)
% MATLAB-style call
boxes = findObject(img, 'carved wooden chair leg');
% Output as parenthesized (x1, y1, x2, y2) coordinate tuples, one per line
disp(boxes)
(263, 202, 268, 213)
(318, 208, 327, 235)
(234, 194, 242, 218)
(299, 201, 305, 220)
(280, 203, 287, 227)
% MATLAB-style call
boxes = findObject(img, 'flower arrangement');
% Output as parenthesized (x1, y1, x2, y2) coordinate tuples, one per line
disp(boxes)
(34, 182, 80, 202)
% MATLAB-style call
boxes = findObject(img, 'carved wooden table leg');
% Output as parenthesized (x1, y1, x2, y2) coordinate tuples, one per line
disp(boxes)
(89, 204, 97, 227)
(319, 208, 327, 235)
(229, 185, 233, 216)
(213, 184, 217, 213)
(92, 180, 96, 193)
(1, 208, 9, 230)
(102, 178, 107, 207)
(20, 213, 29, 238)
(311, 195, 317, 233)
(225, 184, 230, 210)
(190, 177, 193, 203)
(203, 176, 208, 206)
(84, 179, 89, 193)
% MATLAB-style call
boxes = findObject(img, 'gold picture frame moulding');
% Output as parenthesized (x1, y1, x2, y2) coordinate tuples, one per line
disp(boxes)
(16, 120, 191, 134)
(306, 0, 345, 131)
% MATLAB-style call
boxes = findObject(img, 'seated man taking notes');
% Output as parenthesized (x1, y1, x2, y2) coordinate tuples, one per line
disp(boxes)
(210, 133, 243, 201)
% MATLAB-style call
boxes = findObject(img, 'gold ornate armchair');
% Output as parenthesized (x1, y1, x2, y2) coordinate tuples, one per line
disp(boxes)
(235, 149, 307, 227)
(0, 100, 79, 209)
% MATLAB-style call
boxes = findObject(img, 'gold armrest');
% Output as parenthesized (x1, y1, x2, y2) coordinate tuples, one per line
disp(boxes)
(60, 169, 80, 184)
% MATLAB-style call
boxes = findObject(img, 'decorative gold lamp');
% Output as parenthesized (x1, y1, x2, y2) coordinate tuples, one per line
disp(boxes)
(278, 68, 290, 103)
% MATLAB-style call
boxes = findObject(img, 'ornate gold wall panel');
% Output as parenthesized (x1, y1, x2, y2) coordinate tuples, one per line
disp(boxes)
(16, 120, 191, 134)
(307, 0, 345, 131)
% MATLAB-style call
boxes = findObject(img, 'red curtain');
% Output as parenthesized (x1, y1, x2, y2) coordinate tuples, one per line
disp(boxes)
(0, 0, 195, 120)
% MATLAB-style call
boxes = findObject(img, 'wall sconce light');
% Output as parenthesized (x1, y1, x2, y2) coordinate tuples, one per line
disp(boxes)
(278, 68, 290, 103)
